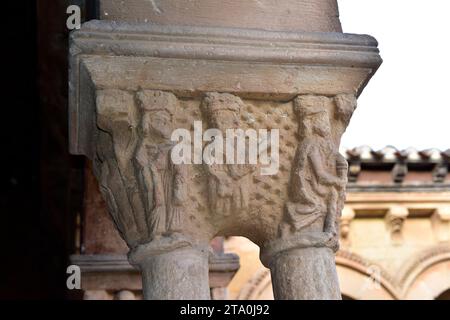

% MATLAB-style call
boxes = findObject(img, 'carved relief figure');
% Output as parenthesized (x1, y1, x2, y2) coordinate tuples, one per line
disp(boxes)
(201, 93, 255, 217)
(134, 90, 188, 241)
(281, 95, 347, 240)
(93, 89, 188, 248)
(94, 90, 146, 247)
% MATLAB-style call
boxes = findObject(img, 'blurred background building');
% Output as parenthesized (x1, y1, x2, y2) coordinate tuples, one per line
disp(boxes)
(226, 147, 450, 300)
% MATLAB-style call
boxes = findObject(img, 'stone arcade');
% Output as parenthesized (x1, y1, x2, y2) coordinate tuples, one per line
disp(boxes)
(69, 0, 382, 299)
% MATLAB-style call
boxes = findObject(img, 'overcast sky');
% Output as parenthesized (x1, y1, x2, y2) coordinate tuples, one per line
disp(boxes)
(338, 0, 450, 151)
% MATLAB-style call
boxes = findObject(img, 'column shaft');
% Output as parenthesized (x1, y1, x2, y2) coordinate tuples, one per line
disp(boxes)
(270, 247, 341, 300)
(139, 247, 210, 300)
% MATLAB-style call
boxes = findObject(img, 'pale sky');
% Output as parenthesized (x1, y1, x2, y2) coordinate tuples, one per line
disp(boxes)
(338, 0, 450, 151)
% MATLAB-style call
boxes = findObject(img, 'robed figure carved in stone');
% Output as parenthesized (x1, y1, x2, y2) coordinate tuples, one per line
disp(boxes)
(94, 90, 146, 247)
(134, 90, 188, 241)
(201, 93, 256, 217)
(281, 95, 347, 241)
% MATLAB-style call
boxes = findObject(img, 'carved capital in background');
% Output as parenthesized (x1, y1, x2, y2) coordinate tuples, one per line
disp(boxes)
(340, 207, 356, 247)
(386, 206, 409, 245)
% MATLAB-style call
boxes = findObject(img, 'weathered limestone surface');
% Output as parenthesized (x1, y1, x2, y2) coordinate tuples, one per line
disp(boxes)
(69, 1, 381, 300)
(130, 245, 211, 300)
(269, 247, 340, 300)
(99, 0, 342, 32)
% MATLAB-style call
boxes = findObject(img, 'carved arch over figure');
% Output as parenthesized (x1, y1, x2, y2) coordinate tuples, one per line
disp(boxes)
(399, 245, 450, 300)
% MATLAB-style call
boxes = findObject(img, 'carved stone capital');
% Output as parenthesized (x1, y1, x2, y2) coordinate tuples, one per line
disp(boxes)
(69, 19, 381, 300)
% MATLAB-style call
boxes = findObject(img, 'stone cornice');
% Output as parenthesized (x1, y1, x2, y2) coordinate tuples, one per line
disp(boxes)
(72, 20, 381, 70)
(70, 253, 240, 293)
(346, 191, 450, 203)
(70, 253, 240, 273)
(347, 184, 450, 193)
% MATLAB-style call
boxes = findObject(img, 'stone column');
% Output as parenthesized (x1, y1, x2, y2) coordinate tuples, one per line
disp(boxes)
(129, 243, 211, 300)
(267, 247, 341, 300)
(69, 0, 381, 300)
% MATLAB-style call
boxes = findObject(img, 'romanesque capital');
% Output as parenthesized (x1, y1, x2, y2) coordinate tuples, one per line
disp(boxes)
(69, 8, 381, 299)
